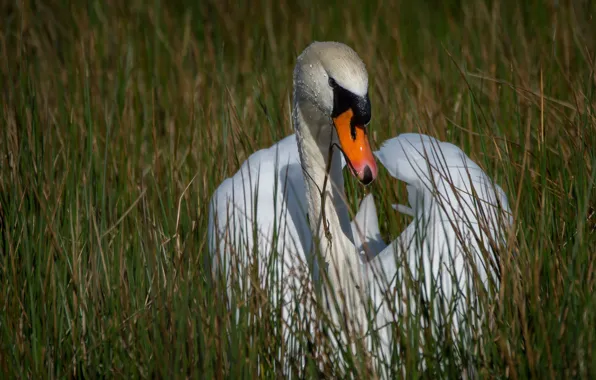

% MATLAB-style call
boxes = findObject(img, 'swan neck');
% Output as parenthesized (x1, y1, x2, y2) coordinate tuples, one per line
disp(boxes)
(293, 96, 368, 336)
(293, 98, 353, 250)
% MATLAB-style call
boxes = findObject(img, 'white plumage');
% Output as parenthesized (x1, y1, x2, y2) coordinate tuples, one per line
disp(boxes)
(207, 41, 513, 376)
(364, 134, 512, 367)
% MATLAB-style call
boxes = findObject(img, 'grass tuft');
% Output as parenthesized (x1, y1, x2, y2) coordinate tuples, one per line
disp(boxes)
(1, 0, 595, 377)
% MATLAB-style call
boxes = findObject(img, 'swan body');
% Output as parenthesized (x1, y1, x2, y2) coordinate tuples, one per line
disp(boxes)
(208, 41, 513, 375)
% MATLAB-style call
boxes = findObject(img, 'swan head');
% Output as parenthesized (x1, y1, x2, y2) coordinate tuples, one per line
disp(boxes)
(294, 41, 377, 185)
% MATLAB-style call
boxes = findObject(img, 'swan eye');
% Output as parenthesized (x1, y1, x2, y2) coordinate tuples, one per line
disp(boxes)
(328, 77, 337, 88)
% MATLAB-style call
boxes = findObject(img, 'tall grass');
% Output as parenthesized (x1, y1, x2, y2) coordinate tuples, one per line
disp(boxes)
(1, 0, 595, 377)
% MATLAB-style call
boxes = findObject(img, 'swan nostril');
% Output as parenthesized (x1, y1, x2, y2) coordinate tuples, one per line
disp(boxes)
(360, 165, 374, 185)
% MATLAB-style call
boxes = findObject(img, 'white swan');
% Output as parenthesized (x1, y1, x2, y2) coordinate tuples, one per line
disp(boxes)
(208, 41, 512, 374)
(208, 41, 376, 339)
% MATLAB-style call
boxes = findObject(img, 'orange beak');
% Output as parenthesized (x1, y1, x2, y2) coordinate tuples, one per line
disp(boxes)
(333, 108, 377, 185)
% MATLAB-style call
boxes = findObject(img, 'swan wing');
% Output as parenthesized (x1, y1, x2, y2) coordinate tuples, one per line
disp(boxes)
(208, 134, 312, 287)
(374, 133, 512, 226)
(368, 133, 513, 346)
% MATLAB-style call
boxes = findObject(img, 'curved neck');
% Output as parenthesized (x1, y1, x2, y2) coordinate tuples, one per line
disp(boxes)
(293, 95, 368, 338)
(294, 98, 353, 243)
